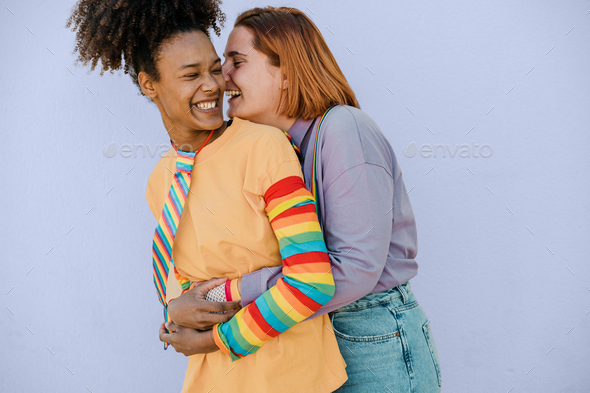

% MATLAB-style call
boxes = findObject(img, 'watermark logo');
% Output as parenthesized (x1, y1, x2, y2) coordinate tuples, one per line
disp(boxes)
(103, 142, 173, 158)
(403, 141, 493, 158)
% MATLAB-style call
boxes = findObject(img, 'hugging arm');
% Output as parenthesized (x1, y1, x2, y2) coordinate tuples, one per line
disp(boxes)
(211, 174, 335, 362)
(239, 162, 397, 320)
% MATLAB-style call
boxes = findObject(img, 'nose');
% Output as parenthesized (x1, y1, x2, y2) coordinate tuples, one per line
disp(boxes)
(202, 73, 223, 94)
(221, 60, 233, 82)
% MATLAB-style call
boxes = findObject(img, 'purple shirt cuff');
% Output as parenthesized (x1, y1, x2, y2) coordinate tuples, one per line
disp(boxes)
(239, 267, 282, 308)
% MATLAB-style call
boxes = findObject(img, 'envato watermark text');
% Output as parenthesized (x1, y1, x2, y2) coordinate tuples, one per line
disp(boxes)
(403, 141, 493, 158)
(103, 142, 173, 158)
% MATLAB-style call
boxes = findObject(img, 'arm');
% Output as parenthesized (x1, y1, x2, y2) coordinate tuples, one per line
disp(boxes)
(240, 162, 397, 320)
(212, 175, 335, 361)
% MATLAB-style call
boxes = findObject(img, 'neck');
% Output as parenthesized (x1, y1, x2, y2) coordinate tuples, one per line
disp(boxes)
(169, 122, 227, 152)
(262, 114, 297, 133)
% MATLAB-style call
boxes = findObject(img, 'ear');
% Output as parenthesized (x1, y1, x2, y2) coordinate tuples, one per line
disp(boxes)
(138, 70, 157, 99)
(282, 73, 288, 90)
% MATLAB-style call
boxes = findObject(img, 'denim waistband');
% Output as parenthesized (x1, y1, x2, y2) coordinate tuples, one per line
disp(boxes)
(331, 280, 412, 312)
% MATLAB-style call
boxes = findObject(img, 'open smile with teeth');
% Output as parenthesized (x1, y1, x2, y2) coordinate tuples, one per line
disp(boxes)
(225, 90, 242, 97)
(193, 101, 218, 110)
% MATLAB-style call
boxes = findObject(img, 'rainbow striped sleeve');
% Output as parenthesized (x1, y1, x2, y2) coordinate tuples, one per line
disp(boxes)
(211, 175, 335, 362)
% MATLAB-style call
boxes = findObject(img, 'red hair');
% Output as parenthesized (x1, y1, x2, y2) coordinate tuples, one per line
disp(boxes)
(235, 7, 359, 120)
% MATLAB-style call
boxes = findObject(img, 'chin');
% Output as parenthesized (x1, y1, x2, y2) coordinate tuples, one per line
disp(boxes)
(200, 116, 224, 130)
(226, 104, 243, 120)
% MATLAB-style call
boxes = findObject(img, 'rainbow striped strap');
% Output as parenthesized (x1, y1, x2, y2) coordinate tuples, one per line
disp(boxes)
(310, 106, 337, 230)
(153, 130, 214, 350)
(283, 130, 303, 160)
(152, 150, 196, 349)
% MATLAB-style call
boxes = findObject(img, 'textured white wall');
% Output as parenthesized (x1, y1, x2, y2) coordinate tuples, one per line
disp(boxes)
(1, 1, 589, 392)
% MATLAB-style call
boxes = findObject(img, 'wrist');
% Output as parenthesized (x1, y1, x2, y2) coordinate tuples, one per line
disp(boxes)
(208, 329, 217, 352)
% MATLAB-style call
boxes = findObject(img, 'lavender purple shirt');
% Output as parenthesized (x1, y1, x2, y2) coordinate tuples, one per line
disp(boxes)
(239, 105, 419, 320)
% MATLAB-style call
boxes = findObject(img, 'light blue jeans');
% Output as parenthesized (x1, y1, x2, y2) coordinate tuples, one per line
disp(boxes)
(330, 281, 442, 392)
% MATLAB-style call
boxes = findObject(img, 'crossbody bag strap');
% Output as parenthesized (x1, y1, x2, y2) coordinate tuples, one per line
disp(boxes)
(310, 106, 337, 231)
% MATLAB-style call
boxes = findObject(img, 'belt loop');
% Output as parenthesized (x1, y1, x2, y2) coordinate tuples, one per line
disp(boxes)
(398, 283, 408, 304)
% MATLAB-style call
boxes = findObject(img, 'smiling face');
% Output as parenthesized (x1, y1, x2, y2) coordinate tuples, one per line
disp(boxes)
(222, 26, 285, 127)
(140, 30, 225, 133)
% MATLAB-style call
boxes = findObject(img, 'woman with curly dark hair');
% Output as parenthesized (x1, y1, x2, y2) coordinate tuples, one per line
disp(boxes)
(66, 1, 348, 392)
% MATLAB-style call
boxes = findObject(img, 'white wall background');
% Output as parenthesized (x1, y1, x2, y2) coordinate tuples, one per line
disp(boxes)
(1, 0, 589, 392)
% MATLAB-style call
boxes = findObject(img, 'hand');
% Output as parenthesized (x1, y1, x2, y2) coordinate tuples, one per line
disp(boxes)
(167, 277, 241, 330)
(159, 322, 219, 356)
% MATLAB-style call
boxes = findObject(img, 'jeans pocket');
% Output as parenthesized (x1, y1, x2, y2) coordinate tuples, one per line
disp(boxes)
(330, 307, 400, 343)
(422, 319, 442, 387)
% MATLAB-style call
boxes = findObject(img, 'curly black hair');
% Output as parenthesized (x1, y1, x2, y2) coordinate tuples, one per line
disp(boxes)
(66, 0, 225, 96)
